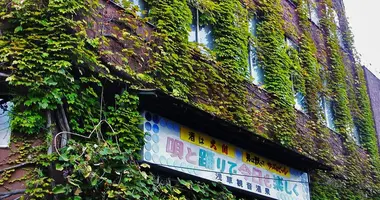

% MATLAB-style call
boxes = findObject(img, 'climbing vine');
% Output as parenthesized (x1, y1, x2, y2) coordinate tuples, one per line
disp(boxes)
(296, 0, 323, 120)
(0, 0, 379, 199)
(256, 0, 297, 146)
(338, 6, 380, 169)
(319, 0, 353, 136)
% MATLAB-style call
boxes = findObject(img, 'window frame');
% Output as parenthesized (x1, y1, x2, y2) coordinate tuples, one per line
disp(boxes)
(320, 95, 336, 131)
(248, 17, 264, 86)
(331, 9, 344, 47)
(286, 37, 307, 113)
(351, 124, 361, 145)
(189, 8, 214, 50)
(308, 0, 320, 26)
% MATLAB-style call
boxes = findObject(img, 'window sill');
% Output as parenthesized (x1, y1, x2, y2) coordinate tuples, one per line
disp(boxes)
(295, 107, 307, 114)
(309, 18, 321, 29)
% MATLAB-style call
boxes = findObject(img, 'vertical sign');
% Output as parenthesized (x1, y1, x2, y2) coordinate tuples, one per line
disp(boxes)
(141, 111, 310, 200)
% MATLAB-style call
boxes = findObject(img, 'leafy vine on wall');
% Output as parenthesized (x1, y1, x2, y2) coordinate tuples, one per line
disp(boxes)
(0, 0, 379, 199)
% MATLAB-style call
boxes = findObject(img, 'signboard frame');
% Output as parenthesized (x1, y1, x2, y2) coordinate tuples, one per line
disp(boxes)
(141, 111, 311, 200)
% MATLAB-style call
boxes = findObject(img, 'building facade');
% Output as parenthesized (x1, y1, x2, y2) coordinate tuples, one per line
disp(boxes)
(363, 66, 380, 151)
(0, 0, 379, 199)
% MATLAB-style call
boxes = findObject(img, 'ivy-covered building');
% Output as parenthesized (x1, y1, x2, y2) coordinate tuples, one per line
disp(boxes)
(0, 0, 379, 199)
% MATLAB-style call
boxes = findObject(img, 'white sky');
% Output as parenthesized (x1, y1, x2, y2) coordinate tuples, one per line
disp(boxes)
(344, 0, 380, 78)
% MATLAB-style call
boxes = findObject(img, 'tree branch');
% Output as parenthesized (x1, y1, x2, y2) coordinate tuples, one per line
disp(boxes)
(0, 72, 10, 78)
(0, 189, 26, 199)
(0, 162, 31, 173)
(58, 105, 70, 147)
(59, 105, 70, 132)
(47, 110, 53, 154)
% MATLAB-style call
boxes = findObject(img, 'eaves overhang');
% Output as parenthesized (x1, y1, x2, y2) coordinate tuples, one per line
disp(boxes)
(135, 89, 331, 172)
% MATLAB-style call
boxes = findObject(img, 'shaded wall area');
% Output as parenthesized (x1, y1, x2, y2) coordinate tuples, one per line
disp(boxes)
(363, 67, 380, 150)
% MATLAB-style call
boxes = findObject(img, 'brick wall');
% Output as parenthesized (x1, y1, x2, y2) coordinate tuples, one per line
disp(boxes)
(93, 0, 370, 167)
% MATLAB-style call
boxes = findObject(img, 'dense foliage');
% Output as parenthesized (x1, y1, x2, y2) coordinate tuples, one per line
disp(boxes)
(0, 0, 379, 199)
(255, 0, 297, 146)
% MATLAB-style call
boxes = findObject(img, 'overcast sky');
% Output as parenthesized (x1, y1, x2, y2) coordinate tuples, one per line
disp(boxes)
(344, 0, 380, 78)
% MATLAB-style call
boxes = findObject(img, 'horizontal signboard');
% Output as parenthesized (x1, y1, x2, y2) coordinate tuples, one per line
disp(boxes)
(141, 111, 310, 200)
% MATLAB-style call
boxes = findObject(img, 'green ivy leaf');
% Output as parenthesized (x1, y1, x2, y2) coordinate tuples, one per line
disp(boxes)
(192, 184, 201, 193)
(42, 52, 49, 58)
(178, 178, 191, 189)
(52, 185, 66, 194)
(99, 147, 111, 155)
(14, 26, 23, 33)
(173, 188, 181, 194)
(59, 153, 69, 161)
(55, 163, 64, 171)
(140, 171, 148, 179)
(74, 196, 82, 200)
(90, 177, 98, 186)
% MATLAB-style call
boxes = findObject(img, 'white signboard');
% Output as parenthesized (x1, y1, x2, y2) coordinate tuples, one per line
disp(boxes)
(141, 111, 310, 200)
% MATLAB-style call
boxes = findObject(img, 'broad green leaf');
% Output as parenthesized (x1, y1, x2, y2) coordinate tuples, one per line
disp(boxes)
(14, 26, 23, 33)
(140, 171, 148, 179)
(178, 178, 191, 189)
(52, 185, 66, 194)
(74, 196, 82, 200)
(90, 177, 98, 186)
(55, 163, 64, 171)
(59, 153, 69, 161)
(192, 184, 201, 193)
(173, 188, 181, 194)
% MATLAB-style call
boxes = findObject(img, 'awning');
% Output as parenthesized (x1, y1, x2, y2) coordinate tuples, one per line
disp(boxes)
(135, 89, 330, 172)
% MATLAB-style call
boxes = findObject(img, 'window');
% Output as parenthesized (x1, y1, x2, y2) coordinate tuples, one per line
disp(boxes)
(332, 9, 344, 47)
(119, 0, 147, 17)
(332, 9, 340, 27)
(189, 8, 214, 50)
(351, 124, 360, 145)
(0, 100, 12, 148)
(320, 96, 336, 131)
(308, 0, 319, 26)
(286, 37, 306, 112)
(294, 91, 307, 112)
(248, 17, 264, 86)
(319, 71, 336, 131)
(286, 37, 298, 50)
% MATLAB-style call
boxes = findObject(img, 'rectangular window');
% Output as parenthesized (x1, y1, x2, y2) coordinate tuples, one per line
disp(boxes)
(333, 9, 340, 27)
(352, 124, 360, 145)
(0, 100, 12, 148)
(320, 96, 335, 131)
(286, 37, 298, 51)
(189, 8, 214, 50)
(294, 91, 307, 112)
(319, 66, 335, 130)
(332, 10, 344, 47)
(248, 17, 264, 86)
(308, 0, 319, 26)
(291, 72, 307, 113)
(286, 37, 306, 112)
